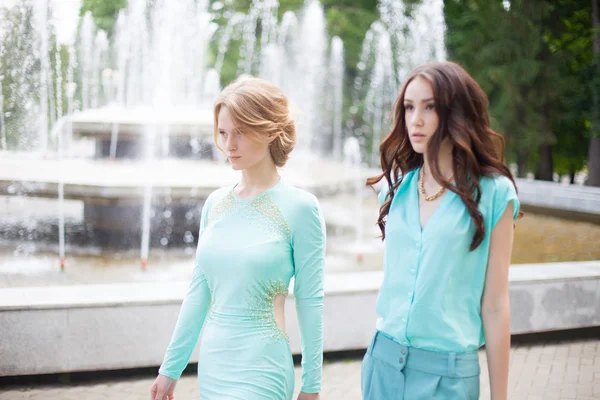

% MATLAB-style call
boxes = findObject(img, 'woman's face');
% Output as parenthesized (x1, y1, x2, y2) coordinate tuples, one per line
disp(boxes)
(217, 106, 272, 171)
(403, 76, 440, 155)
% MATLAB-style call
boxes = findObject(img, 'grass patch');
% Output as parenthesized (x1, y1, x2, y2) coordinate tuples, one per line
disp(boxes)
(512, 213, 600, 264)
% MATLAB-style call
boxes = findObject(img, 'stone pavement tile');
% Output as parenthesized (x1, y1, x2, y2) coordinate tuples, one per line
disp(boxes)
(577, 385, 595, 398)
(550, 363, 566, 373)
(594, 383, 600, 396)
(15, 392, 47, 399)
(568, 343, 583, 357)
(1, 338, 599, 400)
(78, 392, 111, 400)
(539, 390, 563, 399)
(559, 389, 578, 399)
(579, 366, 595, 383)
(0, 390, 29, 399)
(581, 361, 595, 372)
(38, 388, 70, 398)
(581, 352, 596, 361)
(564, 372, 580, 384)
(582, 341, 597, 350)
(541, 346, 557, 361)
(567, 355, 581, 366)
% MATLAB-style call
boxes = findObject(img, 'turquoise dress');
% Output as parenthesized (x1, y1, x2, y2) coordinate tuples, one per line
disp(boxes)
(158, 179, 325, 399)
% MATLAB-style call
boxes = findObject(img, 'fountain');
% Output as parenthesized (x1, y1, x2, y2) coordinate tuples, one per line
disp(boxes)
(348, 0, 447, 166)
(0, 0, 392, 274)
(0, 0, 451, 277)
(328, 36, 344, 160)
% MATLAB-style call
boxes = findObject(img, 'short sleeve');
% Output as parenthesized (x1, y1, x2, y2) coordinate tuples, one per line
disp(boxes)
(491, 176, 520, 228)
(377, 173, 403, 206)
(378, 185, 389, 206)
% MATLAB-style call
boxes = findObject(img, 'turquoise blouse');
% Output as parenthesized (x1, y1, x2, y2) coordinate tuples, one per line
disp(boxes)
(376, 167, 520, 352)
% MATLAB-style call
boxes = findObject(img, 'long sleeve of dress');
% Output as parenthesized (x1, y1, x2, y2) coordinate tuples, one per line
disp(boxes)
(292, 195, 326, 393)
(158, 199, 212, 380)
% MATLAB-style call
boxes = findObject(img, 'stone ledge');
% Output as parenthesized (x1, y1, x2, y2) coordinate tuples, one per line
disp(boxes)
(2, 262, 597, 311)
(515, 178, 600, 221)
(0, 261, 598, 376)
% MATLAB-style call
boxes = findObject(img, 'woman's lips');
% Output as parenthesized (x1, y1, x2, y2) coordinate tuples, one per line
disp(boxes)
(411, 133, 426, 140)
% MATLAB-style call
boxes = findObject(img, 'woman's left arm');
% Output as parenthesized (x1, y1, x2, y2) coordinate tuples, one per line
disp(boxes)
(482, 202, 515, 400)
(292, 195, 326, 400)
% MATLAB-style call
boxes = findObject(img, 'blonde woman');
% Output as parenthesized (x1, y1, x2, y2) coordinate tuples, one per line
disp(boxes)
(150, 77, 325, 400)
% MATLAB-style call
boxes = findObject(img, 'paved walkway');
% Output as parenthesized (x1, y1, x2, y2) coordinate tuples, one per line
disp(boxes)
(1, 335, 599, 400)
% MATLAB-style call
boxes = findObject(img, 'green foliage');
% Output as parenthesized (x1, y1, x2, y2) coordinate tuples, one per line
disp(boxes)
(80, 0, 128, 37)
(446, 0, 541, 167)
(324, 5, 378, 77)
(444, 0, 592, 177)
(210, 0, 378, 87)
(544, 1, 592, 177)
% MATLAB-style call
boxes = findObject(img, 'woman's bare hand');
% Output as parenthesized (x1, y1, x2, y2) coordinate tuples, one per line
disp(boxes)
(297, 392, 320, 400)
(150, 374, 177, 400)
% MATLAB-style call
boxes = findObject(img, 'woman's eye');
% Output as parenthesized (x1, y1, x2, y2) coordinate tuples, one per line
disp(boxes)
(426, 104, 435, 110)
(405, 104, 413, 110)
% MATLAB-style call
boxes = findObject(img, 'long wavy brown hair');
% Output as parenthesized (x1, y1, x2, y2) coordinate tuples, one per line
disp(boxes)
(367, 61, 520, 251)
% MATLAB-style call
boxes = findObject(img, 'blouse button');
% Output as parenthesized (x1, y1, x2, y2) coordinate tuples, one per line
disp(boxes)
(410, 269, 416, 275)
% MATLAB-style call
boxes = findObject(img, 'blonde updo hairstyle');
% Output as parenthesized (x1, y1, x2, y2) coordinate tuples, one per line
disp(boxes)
(213, 77, 297, 167)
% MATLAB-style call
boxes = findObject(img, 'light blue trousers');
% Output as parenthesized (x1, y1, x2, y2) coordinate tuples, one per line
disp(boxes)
(361, 331, 480, 400)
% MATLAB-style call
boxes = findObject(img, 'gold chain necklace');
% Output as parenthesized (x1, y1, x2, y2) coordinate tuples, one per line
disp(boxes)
(418, 168, 454, 202)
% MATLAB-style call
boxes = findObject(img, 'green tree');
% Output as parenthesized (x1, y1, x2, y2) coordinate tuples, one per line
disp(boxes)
(445, 0, 546, 176)
(213, 0, 378, 85)
(321, 0, 378, 78)
(589, 0, 600, 185)
(445, 0, 592, 182)
(545, 1, 592, 182)
(80, 0, 128, 37)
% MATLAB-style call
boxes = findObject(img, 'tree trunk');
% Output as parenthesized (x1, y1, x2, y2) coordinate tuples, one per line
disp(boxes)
(569, 170, 576, 184)
(588, 0, 600, 186)
(537, 142, 554, 181)
(517, 151, 528, 178)
(589, 138, 600, 185)
(537, 110, 555, 181)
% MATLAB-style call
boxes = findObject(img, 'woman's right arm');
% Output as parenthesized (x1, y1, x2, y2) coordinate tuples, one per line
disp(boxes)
(157, 199, 213, 380)
(150, 257, 211, 400)
(158, 266, 211, 379)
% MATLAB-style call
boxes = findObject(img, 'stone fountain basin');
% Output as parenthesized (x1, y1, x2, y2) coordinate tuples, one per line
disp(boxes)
(0, 153, 379, 243)
(69, 106, 215, 139)
(0, 154, 377, 203)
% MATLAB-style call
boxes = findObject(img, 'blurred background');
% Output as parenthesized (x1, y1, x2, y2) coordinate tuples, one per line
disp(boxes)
(0, 0, 598, 285)
(0, 1, 599, 398)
